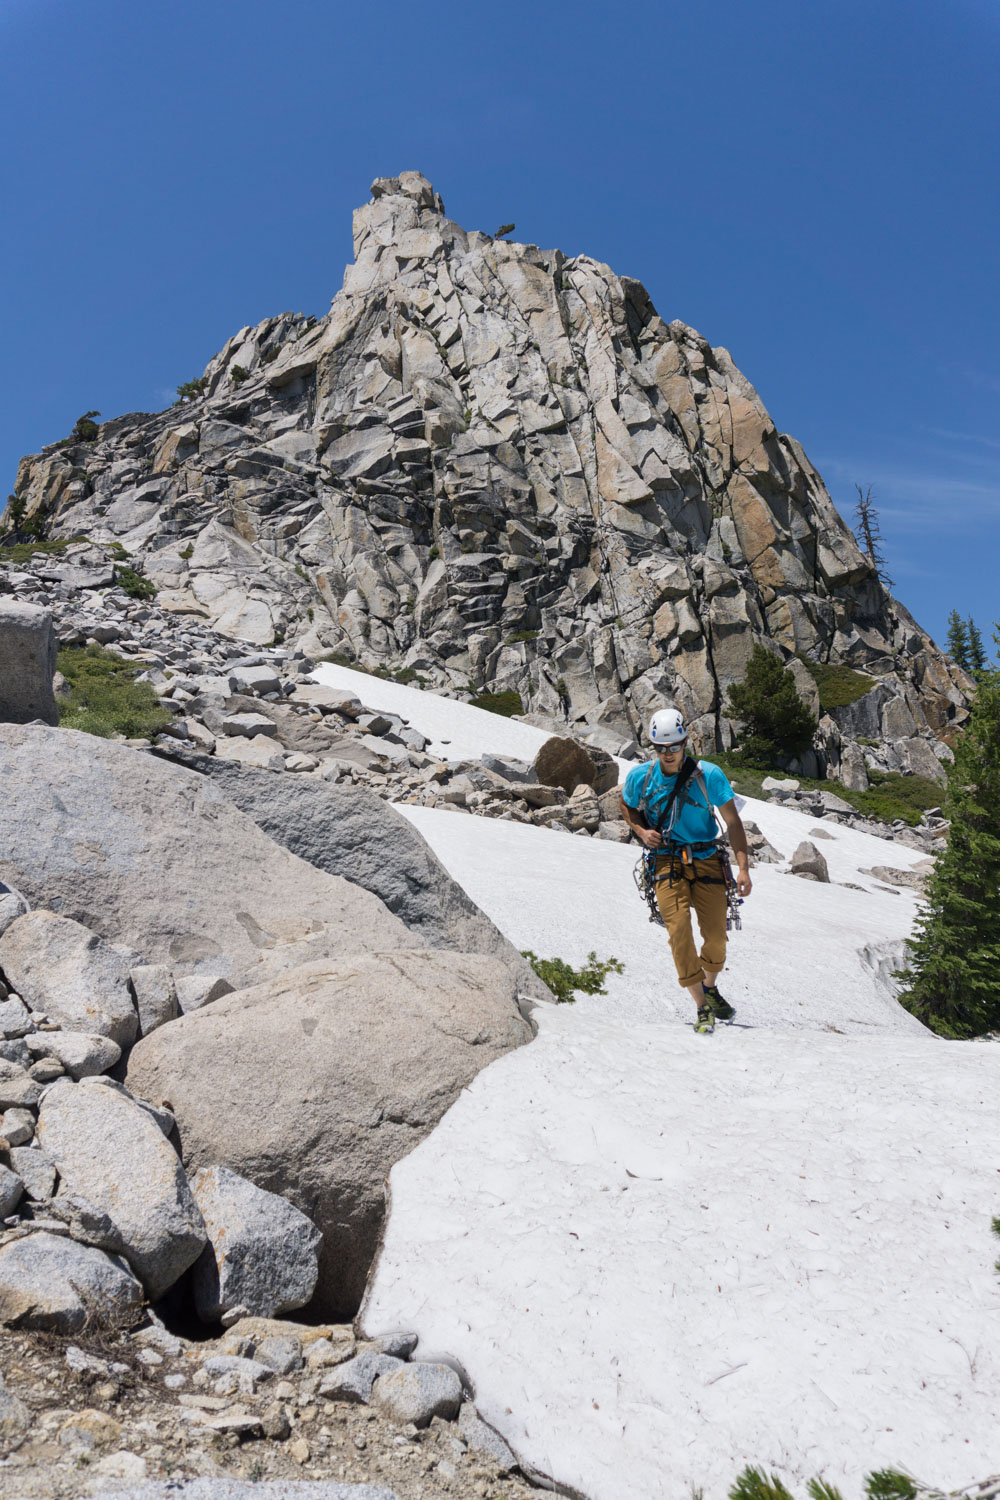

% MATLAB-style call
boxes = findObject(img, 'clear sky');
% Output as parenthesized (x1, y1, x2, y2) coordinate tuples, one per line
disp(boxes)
(2, 0, 996, 652)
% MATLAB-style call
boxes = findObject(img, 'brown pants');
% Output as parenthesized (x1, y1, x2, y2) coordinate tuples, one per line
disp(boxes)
(653, 853, 728, 988)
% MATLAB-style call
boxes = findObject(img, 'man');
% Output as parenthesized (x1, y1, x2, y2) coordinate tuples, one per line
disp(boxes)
(620, 707, 752, 1033)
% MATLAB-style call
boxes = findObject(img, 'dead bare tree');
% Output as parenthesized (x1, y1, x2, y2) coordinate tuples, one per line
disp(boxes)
(853, 484, 894, 589)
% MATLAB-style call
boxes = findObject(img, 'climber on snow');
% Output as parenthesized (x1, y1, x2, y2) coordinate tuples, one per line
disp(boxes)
(620, 707, 752, 1034)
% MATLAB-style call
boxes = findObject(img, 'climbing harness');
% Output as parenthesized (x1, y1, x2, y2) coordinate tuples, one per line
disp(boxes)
(629, 757, 744, 931)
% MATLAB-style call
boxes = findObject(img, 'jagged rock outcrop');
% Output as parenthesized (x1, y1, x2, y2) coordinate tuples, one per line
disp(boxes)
(9, 170, 969, 768)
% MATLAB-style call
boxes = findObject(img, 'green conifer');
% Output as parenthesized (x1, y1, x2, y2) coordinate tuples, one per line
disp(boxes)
(945, 609, 970, 670)
(898, 640, 1000, 1036)
(725, 646, 817, 768)
(967, 616, 988, 673)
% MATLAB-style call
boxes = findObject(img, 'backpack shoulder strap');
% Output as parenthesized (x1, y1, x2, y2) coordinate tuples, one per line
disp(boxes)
(693, 761, 728, 844)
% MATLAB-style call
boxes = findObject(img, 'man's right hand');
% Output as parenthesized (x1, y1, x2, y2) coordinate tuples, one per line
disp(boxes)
(636, 826, 663, 850)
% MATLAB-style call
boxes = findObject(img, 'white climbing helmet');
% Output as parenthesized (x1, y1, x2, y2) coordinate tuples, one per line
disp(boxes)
(648, 707, 687, 746)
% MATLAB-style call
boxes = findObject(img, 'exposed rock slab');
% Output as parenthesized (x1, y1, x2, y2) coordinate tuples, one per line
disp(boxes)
(126, 950, 533, 1317)
(0, 599, 57, 726)
(0, 725, 416, 988)
(36, 1079, 206, 1298)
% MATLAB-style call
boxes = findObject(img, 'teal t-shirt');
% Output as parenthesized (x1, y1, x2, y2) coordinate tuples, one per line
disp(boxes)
(622, 759, 735, 851)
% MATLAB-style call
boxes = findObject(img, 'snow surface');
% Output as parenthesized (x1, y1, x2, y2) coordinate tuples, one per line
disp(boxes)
(335, 675, 1000, 1498)
(313, 661, 565, 764)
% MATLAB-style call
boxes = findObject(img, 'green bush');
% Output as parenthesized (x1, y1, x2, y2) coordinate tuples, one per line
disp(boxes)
(520, 950, 624, 1004)
(506, 629, 539, 644)
(176, 376, 208, 401)
(179, 543, 194, 560)
(726, 646, 817, 766)
(70, 410, 101, 443)
(726, 1466, 915, 1500)
(230, 364, 250, 386)
(2, 493, 27, 532)
(57, 645, 171, 741)
(0, 537, 76, 563)
(469, 689, 523, 717)
(798, 656, 875, 710)
(992, 1214, 1000, 1273)
(113, 565, 156, 600)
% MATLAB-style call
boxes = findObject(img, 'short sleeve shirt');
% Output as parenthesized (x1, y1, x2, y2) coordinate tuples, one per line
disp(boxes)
(621, 759, 735, 851)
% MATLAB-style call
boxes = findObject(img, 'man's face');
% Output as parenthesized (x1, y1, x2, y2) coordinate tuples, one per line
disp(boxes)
(657, 740, 687, 773)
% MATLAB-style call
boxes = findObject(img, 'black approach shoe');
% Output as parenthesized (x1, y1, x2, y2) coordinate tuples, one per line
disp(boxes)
(704, 984, 736, 1022)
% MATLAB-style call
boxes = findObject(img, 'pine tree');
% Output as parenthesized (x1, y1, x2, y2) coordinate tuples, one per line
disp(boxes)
(725, 646, 818, 768)
(897, 642, 1000, 1036)
(853, 484, 894, 589)
(967, 616, 988, 673)
(945, 609, 970, 670)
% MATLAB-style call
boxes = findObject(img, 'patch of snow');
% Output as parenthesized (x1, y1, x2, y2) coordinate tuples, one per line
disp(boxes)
(312, 662, 563, 765)
(303, 671, 989, 1498)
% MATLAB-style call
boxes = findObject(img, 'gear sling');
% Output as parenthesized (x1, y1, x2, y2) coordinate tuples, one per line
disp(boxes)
(631, 756, 743, 932)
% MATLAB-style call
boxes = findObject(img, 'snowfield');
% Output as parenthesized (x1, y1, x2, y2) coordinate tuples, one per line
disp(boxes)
(331, 676, 999, 1498)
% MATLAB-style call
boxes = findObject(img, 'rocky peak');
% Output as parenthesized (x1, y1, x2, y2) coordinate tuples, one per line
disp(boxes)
(7, 174, 970, 780)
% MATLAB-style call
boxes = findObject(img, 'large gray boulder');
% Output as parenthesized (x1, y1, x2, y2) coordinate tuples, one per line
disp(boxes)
(0, 910, 138, 1045)
(189, 1165, 321, 1323)
(188, 760, 545, 992)
(0, 599, 57, 726)
(371, 1362, 463, 1427)
(790, 840, 830, 883)
(0, 725, 416, 989)
(0, 1231, 144, 1332)
(127, 949, 532, 1318)
(36, 1079, 206, 1298)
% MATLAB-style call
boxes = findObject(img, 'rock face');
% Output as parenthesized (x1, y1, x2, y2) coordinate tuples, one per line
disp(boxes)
(0, 724, 416, 988)
(10, 172, 967, 769)
(126, 949, 533, 1318)
(191, 759, 544, 990)
(36, 1079, 207, 1298)
(0, 599, 57, 726)
(189, 1164, 322, 1322)
(0, 911, 139, 1047)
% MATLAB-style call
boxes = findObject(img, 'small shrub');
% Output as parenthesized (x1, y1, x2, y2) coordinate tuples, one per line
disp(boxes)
(260, 345, 278, 364)
(520, 950, 624, 1004)
(272, 629, 286, 645)
(470, 689, 523, 717)
(306, 606, 314, 621)
(57, 645, 171, 741)
(176, 376, 208, 402)
(230, 364, 250, 386)
(70, 410, 101, 442)
(113, 565, 156, 600)
(2, 493, 27, 532)
(428, 545, 440, 561)
(729, 1469, 796, 1500)
(106, 541, 129, 559)
(992, 1214, 1000, 1272)
(798, 656, 875, 711)
(506, 629, 539, 644)
(179, 543, 194, 560)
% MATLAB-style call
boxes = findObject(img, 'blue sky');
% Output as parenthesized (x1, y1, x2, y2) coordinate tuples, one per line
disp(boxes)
(1, 0, 996, 651)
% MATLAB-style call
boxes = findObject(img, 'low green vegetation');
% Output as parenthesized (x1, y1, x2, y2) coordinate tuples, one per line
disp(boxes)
(113, 565, 157, 600)
(57, 645, 171, 741)
(506, 628, 539, 644)
(725, 646, 817, 767)
(727, 1465, 915, 1500)
(992, 1214, 1000, 1273)
(469, 689, 523, 717)
(0, 536, 78, 562)
(798, 656, 875, 710)
(709, 752, 941, 826)
(230, 364, 250, 386)
(520, 950, 624, 1004)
